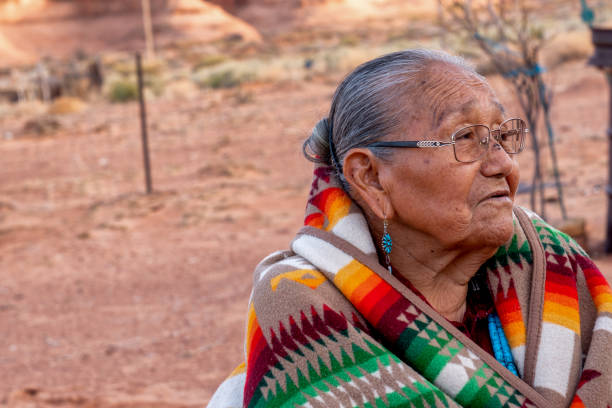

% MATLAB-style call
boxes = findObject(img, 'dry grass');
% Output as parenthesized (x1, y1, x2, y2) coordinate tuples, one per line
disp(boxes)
(47, 97, 87, 115)
(192, 54, 228, 71)
(190, 40, 427, 89)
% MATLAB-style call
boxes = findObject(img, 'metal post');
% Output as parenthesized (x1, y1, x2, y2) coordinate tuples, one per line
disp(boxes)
(136, 53, 153, 194)
(588, 27, 612, 252)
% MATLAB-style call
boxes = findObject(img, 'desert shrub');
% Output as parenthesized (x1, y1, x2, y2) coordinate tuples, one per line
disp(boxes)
(106, 71, 165, 102)
(193, 60, 259, 89)
(109, 79, 138, 102)
(203, 70, 243, 89)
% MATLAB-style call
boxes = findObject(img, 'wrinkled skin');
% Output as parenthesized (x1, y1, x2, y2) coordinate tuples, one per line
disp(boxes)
(381, 63, 520, 254)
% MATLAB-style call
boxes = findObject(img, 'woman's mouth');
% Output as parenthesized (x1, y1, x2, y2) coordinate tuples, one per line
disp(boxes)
(481, 190, 512, 204)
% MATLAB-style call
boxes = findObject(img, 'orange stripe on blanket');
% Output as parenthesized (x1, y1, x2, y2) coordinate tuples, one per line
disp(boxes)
(593, 292, 612, 314)
(312, 188, 351, 230)
(543, 302, 580, 333)
(325, 194, 351, 230)
(334, 259, 372, 298)
(495, 291, 527, 348)
(350, 273, 381, 305)
(333, 260, 400, 326)
(246, 304, 258, 354)
(544, 291, 579, 310)
(503, 321, 527, 348)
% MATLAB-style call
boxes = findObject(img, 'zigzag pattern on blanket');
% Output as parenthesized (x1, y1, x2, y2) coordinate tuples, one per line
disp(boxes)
(332, 254, 537, 408)
(244, 301, 450, 407)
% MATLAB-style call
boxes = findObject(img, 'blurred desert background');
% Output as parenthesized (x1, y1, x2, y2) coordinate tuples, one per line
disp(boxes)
(1, 0, 612, 406)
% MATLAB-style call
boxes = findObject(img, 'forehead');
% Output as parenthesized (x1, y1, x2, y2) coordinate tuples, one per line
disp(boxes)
(415, 63, 502, 129)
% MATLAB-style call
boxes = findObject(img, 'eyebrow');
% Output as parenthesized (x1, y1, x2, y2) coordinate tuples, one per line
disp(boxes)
(433, 100, 506, 129)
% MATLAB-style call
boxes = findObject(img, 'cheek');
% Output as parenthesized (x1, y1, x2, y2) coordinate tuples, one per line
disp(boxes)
(428, 166, 477, 224)
(389, 157, 475, 222)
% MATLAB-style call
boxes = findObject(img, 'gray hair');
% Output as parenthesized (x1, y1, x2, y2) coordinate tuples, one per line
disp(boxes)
(302, 49, 477, 191)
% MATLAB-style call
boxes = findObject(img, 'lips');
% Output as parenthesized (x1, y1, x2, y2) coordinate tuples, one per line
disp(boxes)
(486, 190, 510, 199)
(479, 189, 511, 204)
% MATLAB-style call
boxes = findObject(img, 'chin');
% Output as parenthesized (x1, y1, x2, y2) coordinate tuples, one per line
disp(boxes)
(468, 206, 515, 248)
(480, 212, 515, 247)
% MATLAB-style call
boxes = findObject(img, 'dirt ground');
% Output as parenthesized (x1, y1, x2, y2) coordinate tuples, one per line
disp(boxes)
(1, 14, 612, 407)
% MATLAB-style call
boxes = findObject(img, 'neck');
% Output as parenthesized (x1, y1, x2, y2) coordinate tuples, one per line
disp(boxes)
(390, 239, 496, 322)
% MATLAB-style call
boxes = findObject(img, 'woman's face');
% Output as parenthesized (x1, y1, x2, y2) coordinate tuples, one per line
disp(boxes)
(379, 66, 520, 251)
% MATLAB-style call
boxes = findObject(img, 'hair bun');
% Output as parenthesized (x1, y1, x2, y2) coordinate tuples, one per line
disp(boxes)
(302, 117, 331, 164)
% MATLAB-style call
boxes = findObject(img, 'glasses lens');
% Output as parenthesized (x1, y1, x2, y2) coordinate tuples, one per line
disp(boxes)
(453, 125, 489, 162)
(499, 119, 526, 154)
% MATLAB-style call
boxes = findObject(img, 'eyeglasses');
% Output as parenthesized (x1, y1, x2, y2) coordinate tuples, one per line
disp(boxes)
(365, 118, 528, 163)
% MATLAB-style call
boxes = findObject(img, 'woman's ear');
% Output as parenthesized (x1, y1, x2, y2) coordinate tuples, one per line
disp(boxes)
(343, 148, 393, 220)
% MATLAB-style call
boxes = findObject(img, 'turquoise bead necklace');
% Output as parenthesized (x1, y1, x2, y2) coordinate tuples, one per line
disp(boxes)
(487, 313, 519, 376)
(469, 270, 519, 376)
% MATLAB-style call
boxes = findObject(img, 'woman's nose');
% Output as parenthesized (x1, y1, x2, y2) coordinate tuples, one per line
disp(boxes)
(480, 139, 514, 177)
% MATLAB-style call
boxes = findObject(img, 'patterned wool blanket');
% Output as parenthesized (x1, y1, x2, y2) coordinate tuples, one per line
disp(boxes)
(208, 165, 612, 408)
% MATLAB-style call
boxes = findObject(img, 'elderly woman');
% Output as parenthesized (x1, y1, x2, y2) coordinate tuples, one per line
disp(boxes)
(208, 49, 612, 408)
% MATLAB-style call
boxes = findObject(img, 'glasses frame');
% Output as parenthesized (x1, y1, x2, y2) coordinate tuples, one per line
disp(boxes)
(365, 117, 528, 163)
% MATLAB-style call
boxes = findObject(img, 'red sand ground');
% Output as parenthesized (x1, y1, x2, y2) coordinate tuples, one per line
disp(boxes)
(1, 59, 612, 407)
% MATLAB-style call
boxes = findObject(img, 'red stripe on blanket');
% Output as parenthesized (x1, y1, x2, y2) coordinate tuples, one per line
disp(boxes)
(494, 284, 527, 347)
(363, 283, 401, 326)
(546, 271, 578, 291)
(304, 213, 324, 228)
(244, 321, 277, 405)
(582, 259, 612, 313)
(545, 280, 579, 302)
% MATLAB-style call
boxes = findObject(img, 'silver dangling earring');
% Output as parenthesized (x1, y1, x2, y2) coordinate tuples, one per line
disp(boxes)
(382, 218, 393, 273)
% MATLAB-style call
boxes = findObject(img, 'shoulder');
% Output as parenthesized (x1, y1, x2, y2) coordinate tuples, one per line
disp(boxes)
(249, 249, 369, 344)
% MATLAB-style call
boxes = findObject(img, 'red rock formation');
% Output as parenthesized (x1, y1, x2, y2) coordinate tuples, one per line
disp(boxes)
(0, 0, 261, 66)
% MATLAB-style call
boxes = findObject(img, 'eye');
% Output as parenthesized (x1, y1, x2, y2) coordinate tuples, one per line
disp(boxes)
(454, 128, 477, 142)
(499, 129, 518, 141)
